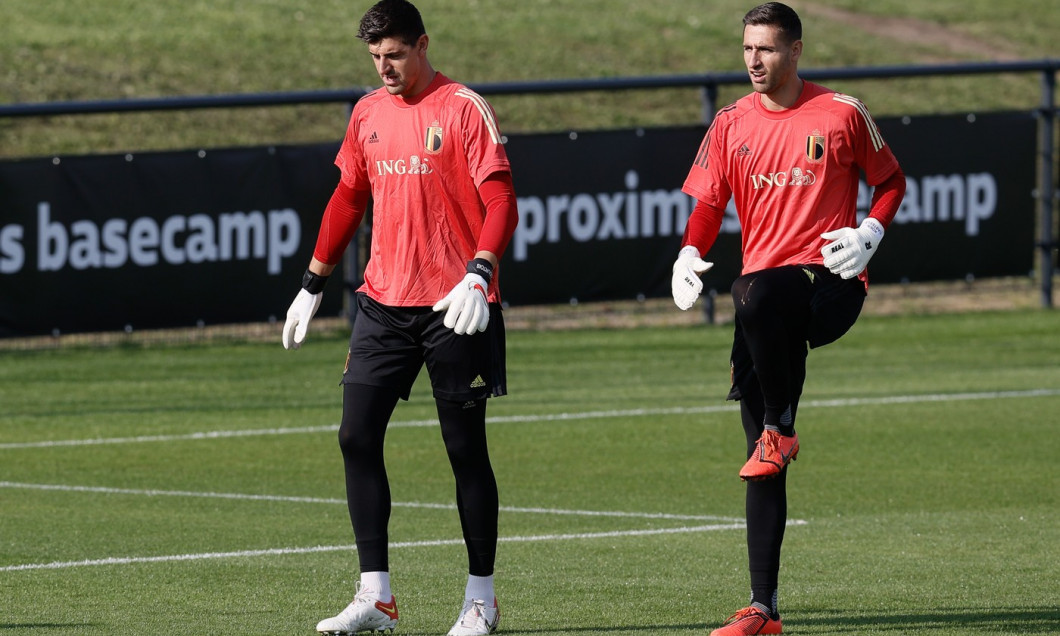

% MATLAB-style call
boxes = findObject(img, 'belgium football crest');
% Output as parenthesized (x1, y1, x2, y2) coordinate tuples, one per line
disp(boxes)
(806, 131, 825, 163)
(425, 125, 444, 153)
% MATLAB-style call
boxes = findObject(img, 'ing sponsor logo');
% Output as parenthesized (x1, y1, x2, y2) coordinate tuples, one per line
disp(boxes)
(749, 167, 816, 190)
(375, 156, 433, 175)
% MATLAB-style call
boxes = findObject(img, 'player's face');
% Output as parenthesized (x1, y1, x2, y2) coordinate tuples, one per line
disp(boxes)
(742, 24, 801, 101)
(368, 35, 429, 97)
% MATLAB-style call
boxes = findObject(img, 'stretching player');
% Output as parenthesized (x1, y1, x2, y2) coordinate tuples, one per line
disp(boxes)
(671, 3, 905, 634)
(281, 1, 518, 634)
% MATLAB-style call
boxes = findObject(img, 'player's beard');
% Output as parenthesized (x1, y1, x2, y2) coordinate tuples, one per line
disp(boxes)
(748, 65, 782, 94)
(749, 62, 798, 103)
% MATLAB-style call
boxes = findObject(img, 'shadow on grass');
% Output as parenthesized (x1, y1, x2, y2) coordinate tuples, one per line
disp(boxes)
(402, 606, 1060, 634)
(793, 606, 1060, 633)
(0, 626, 99, 631)
(397, 628, 705, 635)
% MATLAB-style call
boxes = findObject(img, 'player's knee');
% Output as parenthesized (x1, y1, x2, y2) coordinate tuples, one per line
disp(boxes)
(437, 398, 488, 464)
(337, 417, 383, 459)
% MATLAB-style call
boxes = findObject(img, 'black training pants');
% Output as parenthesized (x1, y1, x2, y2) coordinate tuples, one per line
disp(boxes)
(728, 264, 865, 606)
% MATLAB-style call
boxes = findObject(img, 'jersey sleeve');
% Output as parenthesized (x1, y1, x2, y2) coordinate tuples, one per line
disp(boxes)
(682, 199, 726, 257)
(454, 87, 511, 186)
(476, 171, 518, 258)
(313, 180, 370, 266)
(867, 166, 906, 229)
(681, 116, 733, 210)
(334, 102, 371, 191)
(837, 93, 901, 187)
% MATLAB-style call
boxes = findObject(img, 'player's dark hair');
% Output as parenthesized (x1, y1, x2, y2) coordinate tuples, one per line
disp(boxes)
(743, 2, 802, 44)
(358, 0, 427, 46)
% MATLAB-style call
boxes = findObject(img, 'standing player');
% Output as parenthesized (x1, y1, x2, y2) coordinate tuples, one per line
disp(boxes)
(281, 1, 518, 634)
(671, 3, 905, 635)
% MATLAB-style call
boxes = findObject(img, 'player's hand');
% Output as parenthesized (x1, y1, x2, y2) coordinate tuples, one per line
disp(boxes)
(433, 272, 490, 335)
(820, 217, 885, 279)
(282, 288, 323, 350)
(671, 245, 714, 310)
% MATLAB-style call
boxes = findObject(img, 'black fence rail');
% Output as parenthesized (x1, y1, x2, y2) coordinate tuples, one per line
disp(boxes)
(2, 59, 1057, 306)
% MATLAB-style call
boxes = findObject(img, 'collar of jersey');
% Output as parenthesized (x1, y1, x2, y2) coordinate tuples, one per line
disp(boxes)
(389, 71, 447, 108)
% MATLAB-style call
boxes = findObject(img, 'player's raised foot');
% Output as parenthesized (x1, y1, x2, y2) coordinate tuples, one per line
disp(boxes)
(316, 585, 399, 635)
(709, 606, 782, 636)
(447, 597, 500, 636)
(740, 429, 799, 481)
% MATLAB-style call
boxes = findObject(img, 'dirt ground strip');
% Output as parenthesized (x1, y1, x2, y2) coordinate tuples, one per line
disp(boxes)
(2, 277, 1051, 350)
(502, 276, 1050, 331)
(800, 2, 1023, 63)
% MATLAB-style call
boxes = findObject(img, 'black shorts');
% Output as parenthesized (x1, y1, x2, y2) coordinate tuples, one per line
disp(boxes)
(341, 293, 507, 402)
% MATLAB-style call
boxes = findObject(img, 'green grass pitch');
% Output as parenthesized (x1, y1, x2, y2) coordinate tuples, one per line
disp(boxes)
(2, 309, 1059, 635)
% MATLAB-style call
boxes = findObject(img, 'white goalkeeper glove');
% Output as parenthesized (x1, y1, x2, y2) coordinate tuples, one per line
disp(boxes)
(433, 259, 493, 335)
(282, 289, 322, 349)
(282, 269, 327, 350)
(671, 245, 714, 310)
(820, 217, 885, 280)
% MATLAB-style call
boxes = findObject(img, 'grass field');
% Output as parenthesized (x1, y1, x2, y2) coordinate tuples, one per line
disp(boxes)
(2, 0, 1058, 157)
(4, 3, 1057, 632)
(2, 308, 1059, 635)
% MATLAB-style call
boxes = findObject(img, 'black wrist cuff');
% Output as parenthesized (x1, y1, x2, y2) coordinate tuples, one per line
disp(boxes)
(466, 258, 494, 284)
(301, 269, 329, 294)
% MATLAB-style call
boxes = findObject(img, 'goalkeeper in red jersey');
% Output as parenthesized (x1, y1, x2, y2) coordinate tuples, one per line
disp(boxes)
(672, 3, 906, 635)
(280, 1, 517, 634)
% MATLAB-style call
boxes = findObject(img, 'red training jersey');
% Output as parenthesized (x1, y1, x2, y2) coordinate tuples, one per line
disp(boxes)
(334, 72, 512, 306)
(682, 80, 900, 282)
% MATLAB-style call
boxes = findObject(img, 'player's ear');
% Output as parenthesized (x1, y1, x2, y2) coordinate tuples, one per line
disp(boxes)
(416, 34, 429, 55)
(790, 39, 802, 63)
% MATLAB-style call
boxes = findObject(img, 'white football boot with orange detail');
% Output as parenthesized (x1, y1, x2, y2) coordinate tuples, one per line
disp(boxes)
(316, 584, 398, 634)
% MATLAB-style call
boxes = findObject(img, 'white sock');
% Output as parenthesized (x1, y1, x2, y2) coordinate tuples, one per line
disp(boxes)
(360, 571, 392, 600)
(464, 574, 494, 601)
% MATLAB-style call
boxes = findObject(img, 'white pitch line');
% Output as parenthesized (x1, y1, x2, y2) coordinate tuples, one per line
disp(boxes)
(0, 521, 809, 573)
(2, 389, 1055, 451)
(0, 425, 341, 450)
(0, 481, 744, 523)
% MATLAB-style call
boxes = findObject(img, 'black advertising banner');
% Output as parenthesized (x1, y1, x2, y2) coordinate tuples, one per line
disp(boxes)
(0, 111, 1040, 337)
(870, 112, 1038, 282)
(500, 127, 711, 305)
(0, 145, 341, 337)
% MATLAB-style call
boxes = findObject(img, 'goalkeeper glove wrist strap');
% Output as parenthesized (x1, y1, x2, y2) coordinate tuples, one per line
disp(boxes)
(466, 258, 494, 284)
(301, 269, 329, 294)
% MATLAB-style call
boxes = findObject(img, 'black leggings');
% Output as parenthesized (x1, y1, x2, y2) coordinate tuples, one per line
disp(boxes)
(728, 265, 864, 608)
(338, 382, 499, 577)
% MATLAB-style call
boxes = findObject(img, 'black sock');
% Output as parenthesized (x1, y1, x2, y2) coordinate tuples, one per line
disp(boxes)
(750, 589, 778, 619)
(776, 405, 795, 437)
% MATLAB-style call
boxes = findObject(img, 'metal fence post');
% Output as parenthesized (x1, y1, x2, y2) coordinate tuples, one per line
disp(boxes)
(1039, 67, 1057, 308)
(703, 288, 717, 325)
(700, 82, 718, 125)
